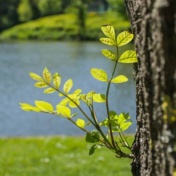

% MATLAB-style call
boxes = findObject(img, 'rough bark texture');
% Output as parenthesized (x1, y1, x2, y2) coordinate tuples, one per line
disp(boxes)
(124, 0, 176, 175)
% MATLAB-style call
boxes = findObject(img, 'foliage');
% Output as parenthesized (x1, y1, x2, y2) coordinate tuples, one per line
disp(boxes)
(0, 13, 130, 41)
(0, 0, 20, 31)
(0, 136, 132, 176)
(17, 0, 33, 22)
(20, 25, 137, 159)
(37, 0, 62, 16)
(107, 0, 128, 20)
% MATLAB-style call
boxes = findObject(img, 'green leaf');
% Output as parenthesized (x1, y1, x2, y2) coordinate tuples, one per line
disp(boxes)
(35, 101, 53, 112)
(89, 144, 97, 155)
(111, 75, 128, 83)
(42, 67, 52, 83)
(58, 98, 69, 106)
(29, 72, 43, 81)
(34, 82, 48, 88)
(101, 25, 115, 40)
(85, 130, 100, 143)
(120, 122, 132, 132)
(69, 99, 80, 108)
(100, 38, 116, 46)
(93, 94, 106, 103)
(90, 68, 108, 82)
(101, 49, 115, 60)
(76, 118, 85, 128)
(117, 113, 130, 125)
(20, 103, 40, 112)
(63, 79, 73, 93)
(56, 105, 71, 118)
(44, 87, 55, 94)
(73, 89, 82, 95)
(117, 31, 134, 46)
(119, 50, 137, 63)
(53, 72, 61, 89)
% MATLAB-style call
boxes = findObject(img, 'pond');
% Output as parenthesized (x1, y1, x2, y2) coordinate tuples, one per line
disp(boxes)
(0, 41, 136, 136)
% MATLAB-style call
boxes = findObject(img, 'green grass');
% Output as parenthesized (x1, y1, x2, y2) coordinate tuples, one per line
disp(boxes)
(0, 136, 132, 176)
(0, 12, 130, 41)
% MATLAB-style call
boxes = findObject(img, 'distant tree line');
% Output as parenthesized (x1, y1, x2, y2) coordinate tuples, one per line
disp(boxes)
(0, 0, 127, 32)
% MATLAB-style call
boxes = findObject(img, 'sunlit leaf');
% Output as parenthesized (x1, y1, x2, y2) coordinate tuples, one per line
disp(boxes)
(101, 25, 115, 40)
(117, 31, 134, 46)
(56, 105, 71, 118)
(119, 50, 137, 63)
(101, 49, 115, 60)
(42, 67, 52, 83)
(100, 38, 116, 46)
(20, 103, 40, 112)
(69, 99, 80, 108)
(58, 98, 69, 106)
(63, 79, 73, 93)
(44, 87, 55, 94)
(76, 118, 85, 128)
(90, 68, 108, 82)
(85, 130, 100, 143)
(120, 122, 132, 132)
(29, 72, 43, 81)
(73, 89, 82, 95)
(93, 94, 106, 103)
(111, 75, 128, 83)
(34, 82, 48, 88)
(117, 113, 130, 125)
(35, 101, 53, 112)
(53, 72, 61, 89)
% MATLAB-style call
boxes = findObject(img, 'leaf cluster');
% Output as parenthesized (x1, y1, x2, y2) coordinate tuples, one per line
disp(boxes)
(20, 25, 137, 159)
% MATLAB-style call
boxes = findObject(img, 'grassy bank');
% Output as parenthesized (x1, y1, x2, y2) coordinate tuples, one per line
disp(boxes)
(0, 12, 130, 41)
(0, 136, 132, 176)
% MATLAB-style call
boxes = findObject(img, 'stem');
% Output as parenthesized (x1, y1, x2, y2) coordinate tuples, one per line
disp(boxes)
(48, 83, 96, 126)
(86, 103, 114, 150)
(105, 46, 119, 149)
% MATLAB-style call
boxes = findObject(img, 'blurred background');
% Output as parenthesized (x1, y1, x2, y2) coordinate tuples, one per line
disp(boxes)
(0, 0, 136, 137)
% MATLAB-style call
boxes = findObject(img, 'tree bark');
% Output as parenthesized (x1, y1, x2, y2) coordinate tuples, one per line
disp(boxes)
(124, 0, 176, 175)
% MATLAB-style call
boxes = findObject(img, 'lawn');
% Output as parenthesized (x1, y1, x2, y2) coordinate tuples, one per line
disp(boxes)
(0, 136, 132, 176)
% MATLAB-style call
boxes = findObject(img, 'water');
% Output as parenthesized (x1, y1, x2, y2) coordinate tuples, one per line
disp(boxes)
(0, 41, 136, 136)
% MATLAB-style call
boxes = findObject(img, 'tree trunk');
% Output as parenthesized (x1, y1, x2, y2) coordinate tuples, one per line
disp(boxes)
(124, 0, 176, 175)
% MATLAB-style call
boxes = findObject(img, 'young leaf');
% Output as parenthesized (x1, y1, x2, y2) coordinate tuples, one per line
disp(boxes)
(29, 72, 43, 81)
(35, 101, 53, 112)
(73, 89, 82, 95)
(101, 25, 115, 40)
(101, 49, 115, 61)
(43, 67, 52, 83)
(44, 87, 55, 94)
(20, 103, 40, 112)
(93, 94, 106, 103)
(89, 144, 103, 155)
(119, 50, 137, 63)
(85, 130, 100, 143)
(58, 98, 69, 106)
(111, 75, 128, 83)
(53, 72, 61, 89)
(90, 68, 108, 82)
(76, 118, 85, 128)
(63, 79, 73, 93)
(100, 38, 116, 46)
(69, 99, 80, 108)
(117, 31, 134, 46)
(34, 82, 48, 88)
(56, 105, 71, 118)
(120, 122, 132, 132)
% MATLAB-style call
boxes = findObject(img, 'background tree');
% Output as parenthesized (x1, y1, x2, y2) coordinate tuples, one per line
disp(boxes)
(0, 0, 20, 31)
(124, 0, 176, 175)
